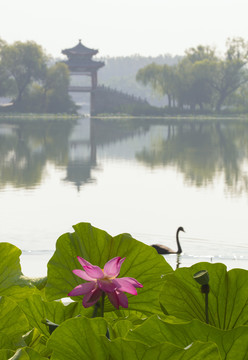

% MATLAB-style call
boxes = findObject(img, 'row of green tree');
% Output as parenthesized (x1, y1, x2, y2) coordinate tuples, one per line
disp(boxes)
(136, 37, 248, 113)
(0, 39, 77, 113)
(97, 54, 180, 107)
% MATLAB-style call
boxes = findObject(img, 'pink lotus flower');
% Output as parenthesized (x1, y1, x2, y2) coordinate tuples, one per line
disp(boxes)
(68, 256, 143, 309)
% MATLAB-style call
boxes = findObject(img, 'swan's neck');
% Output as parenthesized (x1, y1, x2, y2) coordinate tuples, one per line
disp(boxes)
(176, 229, 182, 254)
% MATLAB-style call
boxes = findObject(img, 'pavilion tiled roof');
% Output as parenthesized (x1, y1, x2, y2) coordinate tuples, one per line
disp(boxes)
(62, 40, 98, 57)
(61, 40, 104, 71)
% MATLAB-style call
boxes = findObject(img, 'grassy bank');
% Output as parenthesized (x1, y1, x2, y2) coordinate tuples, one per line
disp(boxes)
(0, 112, 80, 122)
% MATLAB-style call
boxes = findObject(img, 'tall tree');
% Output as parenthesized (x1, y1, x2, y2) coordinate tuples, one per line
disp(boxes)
(184, 45, 217, 63)
(1, 41, 47, 105)
(136, 63, 177, 108)
(17, 62, 77, 114)
(136, 39, 248, 112)
(136, 63, 162, 92)
(208, 38, 248, 111)
(0, 38, 14, 97)
(175, 46, 217, 111)
(136, 45, 218, 111)
(43, 62, 76, 113)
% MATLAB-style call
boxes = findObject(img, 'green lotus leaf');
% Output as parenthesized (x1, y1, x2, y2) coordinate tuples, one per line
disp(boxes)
(22, 328, 49, 357)
(126, 315, 248, 359)
(0, 349, 15, 360)
(0, 296, 29, 350)
(104, 309, 149, 324)
(0, 243, 36, 300)
(23, 277, 47, 291)
(159, 262, 248, 329)
(104, 339, 220, 360)
(47, 317, 108, 360)
(110, 319, 134, 338)
(0, 331, 15, 350)
(19, 294, 89, 338)
(47, 317, 220, 360)
(103, 309, 150, 338)
(8, 347, 48, 359)
(45, 222, 172, 314)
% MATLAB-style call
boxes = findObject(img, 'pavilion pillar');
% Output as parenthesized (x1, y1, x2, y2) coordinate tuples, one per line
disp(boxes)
(92, 72, 98, 89)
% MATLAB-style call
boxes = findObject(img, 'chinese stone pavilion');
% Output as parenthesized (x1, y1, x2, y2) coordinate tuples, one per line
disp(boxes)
(62, 40, 104, 113)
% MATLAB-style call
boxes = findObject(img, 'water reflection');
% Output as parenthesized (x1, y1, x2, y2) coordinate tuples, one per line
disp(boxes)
(176, 254, 181, 269)
(135, 119, 248, 194)
(1, 118, 248, 194)
(0, 120, 74, 188)
(64, 118, 97, 190)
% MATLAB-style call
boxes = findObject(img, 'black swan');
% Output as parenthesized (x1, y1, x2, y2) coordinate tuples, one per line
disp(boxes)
(151, 227, 185, 254)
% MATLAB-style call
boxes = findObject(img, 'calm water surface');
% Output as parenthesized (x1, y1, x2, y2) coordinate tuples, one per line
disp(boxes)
(0, 117, 248, 275)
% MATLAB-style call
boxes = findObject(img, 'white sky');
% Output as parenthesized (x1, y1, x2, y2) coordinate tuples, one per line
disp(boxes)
(1, 0, 248, 58)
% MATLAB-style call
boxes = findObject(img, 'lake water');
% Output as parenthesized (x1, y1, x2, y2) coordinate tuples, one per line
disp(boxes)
(0, 117, 248, 276)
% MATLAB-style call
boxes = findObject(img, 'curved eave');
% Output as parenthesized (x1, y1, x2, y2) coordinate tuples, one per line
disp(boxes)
(62, 41, 98, 57)
(62, 49, 98, 56)
(63, 60, 105, 71)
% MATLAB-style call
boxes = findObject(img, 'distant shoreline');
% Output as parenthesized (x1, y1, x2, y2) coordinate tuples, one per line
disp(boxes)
(1, 113, 248, 122)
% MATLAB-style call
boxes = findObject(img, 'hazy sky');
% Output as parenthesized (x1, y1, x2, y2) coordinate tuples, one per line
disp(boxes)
(1, 0, 248, 58)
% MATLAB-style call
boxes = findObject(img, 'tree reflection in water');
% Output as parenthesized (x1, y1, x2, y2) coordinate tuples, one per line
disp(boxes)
(1, 118, 248, 195)
(135, 119, 248, 195)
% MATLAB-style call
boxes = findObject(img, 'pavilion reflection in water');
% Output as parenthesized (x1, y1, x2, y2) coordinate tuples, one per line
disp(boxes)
(64, 117, 97, 191)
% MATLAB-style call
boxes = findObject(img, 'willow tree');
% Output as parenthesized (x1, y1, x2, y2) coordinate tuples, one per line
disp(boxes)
(136, 45, 217, 111)
(18, 62, 77, 114)
(43, 62, 76, 113)
(0, 38, 15, 97)
(136, 63, 162, 91)
(136, 38, 248, 112)
(1, 41, 48, 105)
(136, 63, 177, 108)
(208, 38, 248, 111)
(175, 46, 217, 111)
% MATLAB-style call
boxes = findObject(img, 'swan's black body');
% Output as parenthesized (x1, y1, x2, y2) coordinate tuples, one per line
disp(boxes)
(151, 227, 185, 254)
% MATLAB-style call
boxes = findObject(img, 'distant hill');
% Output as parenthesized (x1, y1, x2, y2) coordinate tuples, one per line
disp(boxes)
(96, 54, 181, 107)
